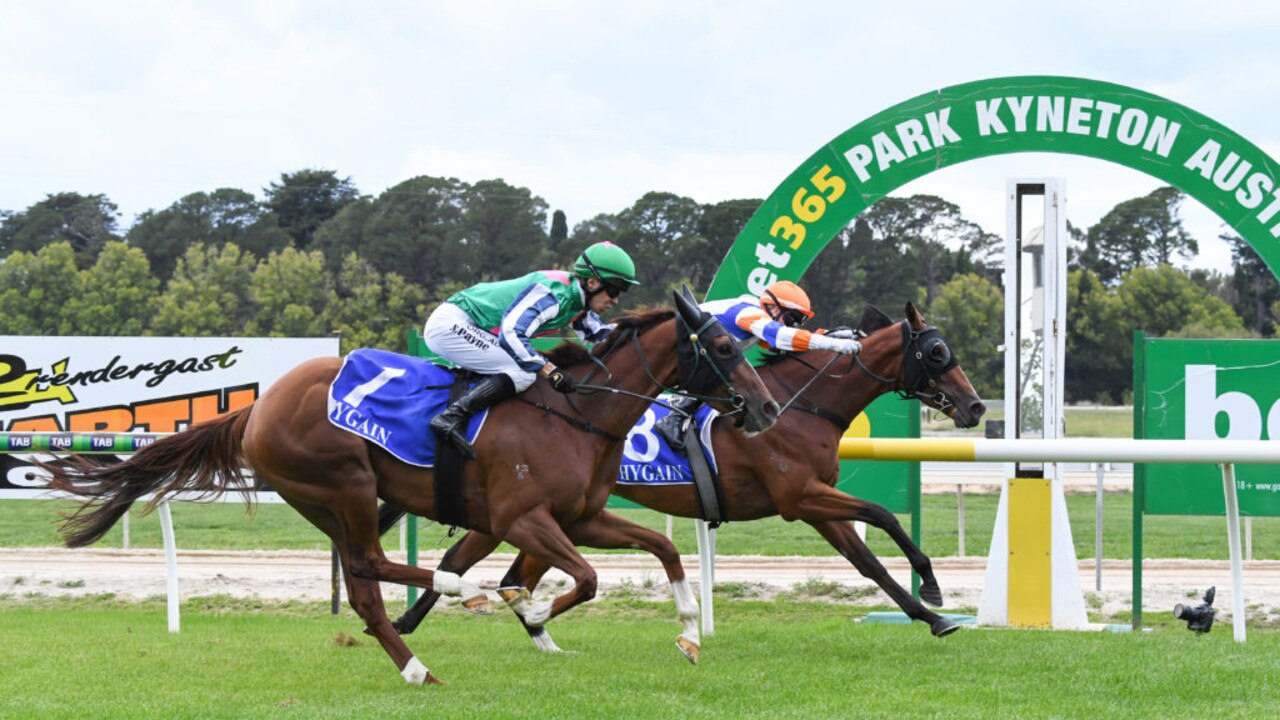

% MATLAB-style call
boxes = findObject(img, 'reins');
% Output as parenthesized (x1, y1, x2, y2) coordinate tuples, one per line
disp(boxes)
(767, 319, 958, 429)
(513, 395, 628, 442)
(524, 314, 748, 442)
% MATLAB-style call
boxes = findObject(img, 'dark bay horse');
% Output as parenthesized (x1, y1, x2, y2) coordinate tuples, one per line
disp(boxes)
(42, 290, 779, 685)
(380, 302, 985, 644)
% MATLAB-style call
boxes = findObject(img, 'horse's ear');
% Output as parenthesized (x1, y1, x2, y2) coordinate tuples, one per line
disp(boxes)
(673, 285, 701, 327)
(905, 302, 925, 327)
(859, 304, 893, 334)
(680, 284, 701, 308)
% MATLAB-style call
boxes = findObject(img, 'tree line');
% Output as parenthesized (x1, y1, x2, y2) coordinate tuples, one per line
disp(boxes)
(2, 170, 1277, 403)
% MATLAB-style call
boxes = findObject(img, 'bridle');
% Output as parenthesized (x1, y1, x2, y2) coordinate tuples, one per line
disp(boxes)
(770, 320, 960, 425)
(524, 311, 753, 439)
(862, 321, 959, 414)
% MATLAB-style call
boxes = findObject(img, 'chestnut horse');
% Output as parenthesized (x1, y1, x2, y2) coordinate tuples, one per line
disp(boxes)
(379, 302, 985, 644)
(42, 290, 779, 685)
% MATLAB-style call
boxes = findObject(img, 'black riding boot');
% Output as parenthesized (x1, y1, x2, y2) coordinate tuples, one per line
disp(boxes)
(655, 395, 702, 451)
(429, 374, 517, 459)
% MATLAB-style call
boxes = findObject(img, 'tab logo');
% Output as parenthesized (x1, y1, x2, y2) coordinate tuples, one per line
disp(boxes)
(7, 435, 32, 450)
(50, 434, 73, 450)
(91, 435, 115, 450)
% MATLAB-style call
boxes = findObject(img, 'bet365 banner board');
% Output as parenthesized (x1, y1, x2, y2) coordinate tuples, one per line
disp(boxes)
(1135, 334, 1280, 516)
(1, 336, 338, 494)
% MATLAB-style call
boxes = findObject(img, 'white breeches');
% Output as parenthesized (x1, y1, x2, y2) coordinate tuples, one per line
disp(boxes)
(423, 303, 538, 392)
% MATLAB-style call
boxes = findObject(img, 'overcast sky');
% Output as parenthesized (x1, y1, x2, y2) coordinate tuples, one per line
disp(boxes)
(4, 1, 1278, 274)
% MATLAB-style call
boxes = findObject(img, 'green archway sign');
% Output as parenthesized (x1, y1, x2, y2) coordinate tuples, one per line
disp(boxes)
(707, 75, 1280, 299)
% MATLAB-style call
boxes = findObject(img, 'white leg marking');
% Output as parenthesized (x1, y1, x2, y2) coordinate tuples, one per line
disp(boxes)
(401, 656, 429, 685)
(500, 586, 553, 627)
(433, 571, 462, 596)
(672, 579, 700, 644)
(530, 629, 565, 653)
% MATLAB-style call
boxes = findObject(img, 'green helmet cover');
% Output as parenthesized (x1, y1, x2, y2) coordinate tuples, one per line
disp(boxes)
(573, 242, 639, 286)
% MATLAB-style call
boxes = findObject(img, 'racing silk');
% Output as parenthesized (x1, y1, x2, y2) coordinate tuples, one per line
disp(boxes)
(446, 270, 614, 372)
(701, 295, 817, 352)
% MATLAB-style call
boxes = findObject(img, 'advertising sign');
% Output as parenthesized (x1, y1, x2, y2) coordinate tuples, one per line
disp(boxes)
(1, 336, 339, 495)
(707, 76, 1280, 299)
(1135, 334, 1280, 516)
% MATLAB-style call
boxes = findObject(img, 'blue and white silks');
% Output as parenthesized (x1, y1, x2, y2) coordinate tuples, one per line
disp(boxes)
(327, 348, 488, 468)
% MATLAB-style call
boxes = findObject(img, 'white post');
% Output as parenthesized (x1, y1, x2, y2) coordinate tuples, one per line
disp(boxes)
(399, 514, 407, 552)
(1246, 517, 1253, 562)
(666, 514, 673, 541)
(1094, 462, 1107, 592)
(694, 519, 714, 636)
(158, 501, 180, 633)
(956, 485, 966, 558)
(122, 511, 130, 550)
(1221, 463, 1246, 643)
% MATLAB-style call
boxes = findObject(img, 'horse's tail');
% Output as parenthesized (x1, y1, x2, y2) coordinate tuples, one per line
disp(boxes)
(41, 407, 254, 548)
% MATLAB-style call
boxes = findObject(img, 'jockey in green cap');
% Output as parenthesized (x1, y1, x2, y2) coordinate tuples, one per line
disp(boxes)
(423, 241, 640, 457)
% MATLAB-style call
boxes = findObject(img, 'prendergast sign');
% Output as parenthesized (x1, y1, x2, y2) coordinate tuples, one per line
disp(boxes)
(0, 336, 338, 494)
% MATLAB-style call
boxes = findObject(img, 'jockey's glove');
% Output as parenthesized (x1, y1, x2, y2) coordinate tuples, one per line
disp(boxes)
(544, 366, 577, 393)
(809, 333, 862, 355)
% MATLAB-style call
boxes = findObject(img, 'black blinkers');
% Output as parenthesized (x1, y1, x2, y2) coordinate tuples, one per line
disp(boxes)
(675, 309, 745, 395)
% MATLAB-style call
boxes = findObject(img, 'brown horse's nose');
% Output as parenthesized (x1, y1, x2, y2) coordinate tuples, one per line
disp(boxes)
(971, 400, 987, 418)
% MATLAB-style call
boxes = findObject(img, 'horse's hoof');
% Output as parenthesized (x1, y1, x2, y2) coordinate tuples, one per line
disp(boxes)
(919, 580, 944, 607)
(425, 673, 445, 686)
(390, 618, 411, 635)
(931, 618, 960, 638)
(676, 635, 700, 665)
(462, 593, 493, 615)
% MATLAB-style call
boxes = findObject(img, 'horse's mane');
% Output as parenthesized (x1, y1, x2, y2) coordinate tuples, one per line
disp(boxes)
(543, 307, 676, 368)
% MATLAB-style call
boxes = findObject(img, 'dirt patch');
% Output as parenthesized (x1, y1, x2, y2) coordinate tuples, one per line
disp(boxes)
(2, 547, 1277, 626)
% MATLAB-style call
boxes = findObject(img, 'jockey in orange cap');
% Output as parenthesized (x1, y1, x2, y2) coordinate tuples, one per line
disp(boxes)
(655, 280, 860, 448)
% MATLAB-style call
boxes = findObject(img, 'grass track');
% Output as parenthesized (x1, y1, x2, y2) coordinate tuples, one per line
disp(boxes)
(2, 596, 1278, 720)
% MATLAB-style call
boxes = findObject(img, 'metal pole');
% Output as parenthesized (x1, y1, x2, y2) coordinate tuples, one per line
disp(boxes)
(1221, 463, 1246, 643)
(158, 501, 180, 633)
(695, 519, 714, 636)
(407, 515, 419, 606)
(1094, 462, 1107, 592)
(331, 544, 341, 616)
(1246, 517, 1253, 562)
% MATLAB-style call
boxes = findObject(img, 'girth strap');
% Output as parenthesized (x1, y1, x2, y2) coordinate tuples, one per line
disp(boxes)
(434, 376, 472, 530)
(680, 422, 725, 528)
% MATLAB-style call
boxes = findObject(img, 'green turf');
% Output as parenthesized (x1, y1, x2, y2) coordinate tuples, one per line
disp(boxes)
(6, 492, 1274, 561)
(922, 404, 1133, 438)
(0, 595, 1276, 720)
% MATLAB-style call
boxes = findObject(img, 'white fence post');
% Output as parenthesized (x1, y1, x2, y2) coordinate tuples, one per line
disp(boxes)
(158, 501, 180, 633)
(694, 519, 715, 636)
(1221, 463, 1246, 643)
